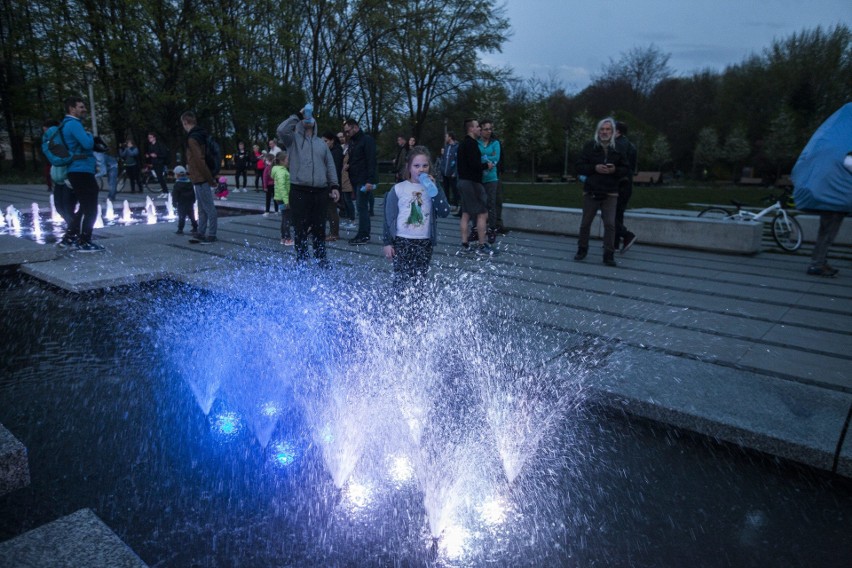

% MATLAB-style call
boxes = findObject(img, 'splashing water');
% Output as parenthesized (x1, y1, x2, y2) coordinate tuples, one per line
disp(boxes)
(94, 204, 105, 229)
(5, 205, 21, 232)
(119, 200, 133, 224)
(104, 199, 116, 221)
(30, 203, 42, 237)
(165, 193, 176, 219)
(145, 196, 157, 224)
(49, 194, 63, 223)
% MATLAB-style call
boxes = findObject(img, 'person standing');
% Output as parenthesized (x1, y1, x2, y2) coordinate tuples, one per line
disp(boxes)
(181, 111, 217, 244)
(145, 132, 170, 196)
(574, 117, 629, 267)
(323, 131, 345, 241)
(392, 135, 408, 183)
(276, 107, 340, 265)
(171, 165, 198, 235)
(382, 146, 450, 283)
(119, 137, 141, 193)
(478, 120, 501, 244)
(614, 121, 638, 252)
(62, 96, 105, 252)
(268, 138, 282, 157)
(456, 118, 494, 256)
(253, 144, 265, 191)
(41, 118, 76, 236)
(95, 149, 119, 202)
(234, 141, 250, 192)
(344, 118, 378, 245)
(441, 132, 459, 209)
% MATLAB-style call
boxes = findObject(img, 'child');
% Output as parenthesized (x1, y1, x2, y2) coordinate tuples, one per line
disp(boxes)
(172, 166, 198, 235)
(382, 146, 450, 282)
(262, 153, 277, 215)
(271, 152, 293, 245)
(214, 175, 229, 200)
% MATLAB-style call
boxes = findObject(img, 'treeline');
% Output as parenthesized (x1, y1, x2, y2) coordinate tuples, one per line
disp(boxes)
(1, 0, 849, 181)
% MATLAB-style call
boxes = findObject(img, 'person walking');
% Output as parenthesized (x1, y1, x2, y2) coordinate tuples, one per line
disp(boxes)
(574, 117, 629, 267)
(456, 118, 494, 256)
(181, 111, 217, 244)
(276, 106, 340, 265)
(119, 137, 141, 193)
(344, 118, 378, 245)
(614, 121, 638, 252)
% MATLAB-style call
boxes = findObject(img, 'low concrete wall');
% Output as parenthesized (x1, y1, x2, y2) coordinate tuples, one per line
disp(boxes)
(502, 204, 764, 254)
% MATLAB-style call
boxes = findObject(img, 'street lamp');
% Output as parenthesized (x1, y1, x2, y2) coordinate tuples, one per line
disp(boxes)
(83, 65, 98, 136)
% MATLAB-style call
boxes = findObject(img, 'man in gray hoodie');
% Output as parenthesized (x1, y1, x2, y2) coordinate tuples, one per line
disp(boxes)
(277, 107, 340, 265)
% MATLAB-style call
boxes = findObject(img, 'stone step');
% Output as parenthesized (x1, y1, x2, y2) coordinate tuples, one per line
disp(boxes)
(0, 423, 29, 497)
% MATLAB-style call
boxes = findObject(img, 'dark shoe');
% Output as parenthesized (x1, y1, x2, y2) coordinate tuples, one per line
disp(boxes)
(807, 264, 839, 277)
(487, 229, 497, 244)
(455, 243, 473, 256)
(175, 229, 184, 235)
(622, 232, 637, 252)
(476, 244, 499, 257)
(573, 247, 588, 261)
(603, 252, 617, 267)
(199, 236, 217, 245)
(57, 235, 78, 249)
(76, 241, 105, 253)
(348, 235, 370, 245)
(496, 226, 510, 235)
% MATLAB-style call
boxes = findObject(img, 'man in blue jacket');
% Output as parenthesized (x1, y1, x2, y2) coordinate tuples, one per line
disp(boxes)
(62, 96, 104, 252)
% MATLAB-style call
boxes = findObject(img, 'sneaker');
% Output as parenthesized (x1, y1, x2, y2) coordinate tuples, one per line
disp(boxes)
(263, 212, 272, 217)
(487, 229, 497, 244)
(806, 264, 839, 277)
(220, 197, 227, 201)
(156, 192, 168, 199)
(574, 248, 588, 261)
(603, 253, 617, 267)
(341, 221, 357, 230)
(622, 232, 637, 252)
(284, 238, 294, 246)
(57, 236, 78, 249)
(455, 243, 473, 256)
(348, 235, 370, 245)
(175, 230, 184, 235)
(76, 241, 105, 253)
(476, 243, 498, 257)
(188, 236, 205, 244)
(198, 236, 217, 245)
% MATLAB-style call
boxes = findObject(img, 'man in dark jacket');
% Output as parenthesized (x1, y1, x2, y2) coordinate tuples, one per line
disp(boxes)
(145, 132, 170, 196)
(615, 121, 638, 252)
(343, 118, 377, 245)
(181, 111, 217, 244)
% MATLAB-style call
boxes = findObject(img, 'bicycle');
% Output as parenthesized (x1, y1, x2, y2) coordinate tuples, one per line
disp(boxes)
(116, 165, 157, 194)
(697, 190, 803, 251)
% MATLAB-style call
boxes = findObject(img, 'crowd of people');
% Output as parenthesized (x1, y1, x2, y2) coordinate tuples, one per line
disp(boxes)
(39, 95, 850, 277)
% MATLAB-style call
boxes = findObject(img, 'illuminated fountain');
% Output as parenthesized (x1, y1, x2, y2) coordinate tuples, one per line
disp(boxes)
(94, 204, 105, 229)
(5, 205, 21, 233)
(145, 196, 158, 224)
(49, 194, 63, 223)
(104, 198, 116, 221)
(164, 193, 177, 220)
(30, 203, 43, 238)
(119, 200, 134, 224)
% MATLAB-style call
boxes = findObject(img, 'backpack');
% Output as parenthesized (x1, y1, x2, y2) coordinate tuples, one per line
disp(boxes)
(205, 135, 221, 176)
(41, 120, 74, 167)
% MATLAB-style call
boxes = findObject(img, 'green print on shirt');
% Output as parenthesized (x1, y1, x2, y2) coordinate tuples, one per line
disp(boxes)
(406, 191, 424, 226)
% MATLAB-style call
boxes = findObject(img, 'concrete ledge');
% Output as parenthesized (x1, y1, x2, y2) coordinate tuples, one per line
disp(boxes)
(0, 423, 29, 497)
(0, 234, 58, 267)
(502, 204, 764, 254)
(585, 347, 852, 476)
(0, 509, 148, 568)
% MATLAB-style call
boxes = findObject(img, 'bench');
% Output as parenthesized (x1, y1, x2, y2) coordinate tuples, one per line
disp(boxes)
(561, 174, 578, 183)
(775, 175, 793, 189)
(536, 174, 554, 183)
(738, 177, 763, 186)
(633, 171, 661, 185)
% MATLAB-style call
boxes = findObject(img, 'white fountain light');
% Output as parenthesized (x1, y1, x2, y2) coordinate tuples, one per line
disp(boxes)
(104, 199, 116, 220)
(439, 524, 469, 560)
(6, 205, 21, 231)
(387, 454, 414, 485)
(478, 497, 508, 526)
(120, 200, 133, 224)
(344, 480, 372, 509)
(145, 197, 157, 224)
(165, 193, 177, 219)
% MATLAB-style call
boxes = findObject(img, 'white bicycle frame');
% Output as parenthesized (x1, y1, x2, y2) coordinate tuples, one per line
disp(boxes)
(729, 200, 789, 223)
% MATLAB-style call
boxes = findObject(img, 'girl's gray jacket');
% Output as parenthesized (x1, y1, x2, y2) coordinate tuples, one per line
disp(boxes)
(382, 181, 451, 245)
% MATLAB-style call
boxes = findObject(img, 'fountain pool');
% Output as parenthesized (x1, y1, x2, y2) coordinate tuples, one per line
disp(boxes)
(0, 272, 850, 567)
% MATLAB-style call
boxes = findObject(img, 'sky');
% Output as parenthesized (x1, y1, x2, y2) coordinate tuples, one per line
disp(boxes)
(481, 0, 851, 92)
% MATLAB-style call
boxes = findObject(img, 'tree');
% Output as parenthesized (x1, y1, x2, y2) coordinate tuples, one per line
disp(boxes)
(693, 127, 720, 177)
(387, 0, 510, 140)
(762, 108, 799, 178)
(597, 44, 673, 98)
(648, 135, 671, 172)
(720, 125, 750, 180)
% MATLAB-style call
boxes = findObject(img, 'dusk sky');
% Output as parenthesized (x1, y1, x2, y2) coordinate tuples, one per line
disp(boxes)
(483, 0, 851, 92)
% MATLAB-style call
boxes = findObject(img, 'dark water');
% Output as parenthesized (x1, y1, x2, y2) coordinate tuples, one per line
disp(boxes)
(0, 275, 850, 568)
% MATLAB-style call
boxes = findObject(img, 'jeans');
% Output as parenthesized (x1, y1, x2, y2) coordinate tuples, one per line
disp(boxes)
(355, 189, 371, 238)
(53, 182, 77, 229)
(810, 211, 846, 267)
(290, 185, 329, 262)
(106, 166, 119, 201)
(577, 192, 618, 254)
(193, 182, 217, 237)
(614, 182, 633, 244)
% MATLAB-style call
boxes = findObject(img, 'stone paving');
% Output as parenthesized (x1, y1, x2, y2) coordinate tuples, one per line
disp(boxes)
(0, 182, 850, 563)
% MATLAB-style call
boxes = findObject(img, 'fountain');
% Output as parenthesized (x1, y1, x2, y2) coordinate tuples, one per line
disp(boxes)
(5, 205, 21, 232)
(94, 204, 105, 229)
(49, 194, 63, 223)
(30, 203, 43, 238)
(119, 199, 134, 224)
(164, 193, 177, 220)
(145, 196, 158, 224)
(104, 198, 116, 221)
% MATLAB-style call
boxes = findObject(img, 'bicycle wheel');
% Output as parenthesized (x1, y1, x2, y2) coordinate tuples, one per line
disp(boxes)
(771, 213, 803, 251)
(697, 207, 732, 220)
